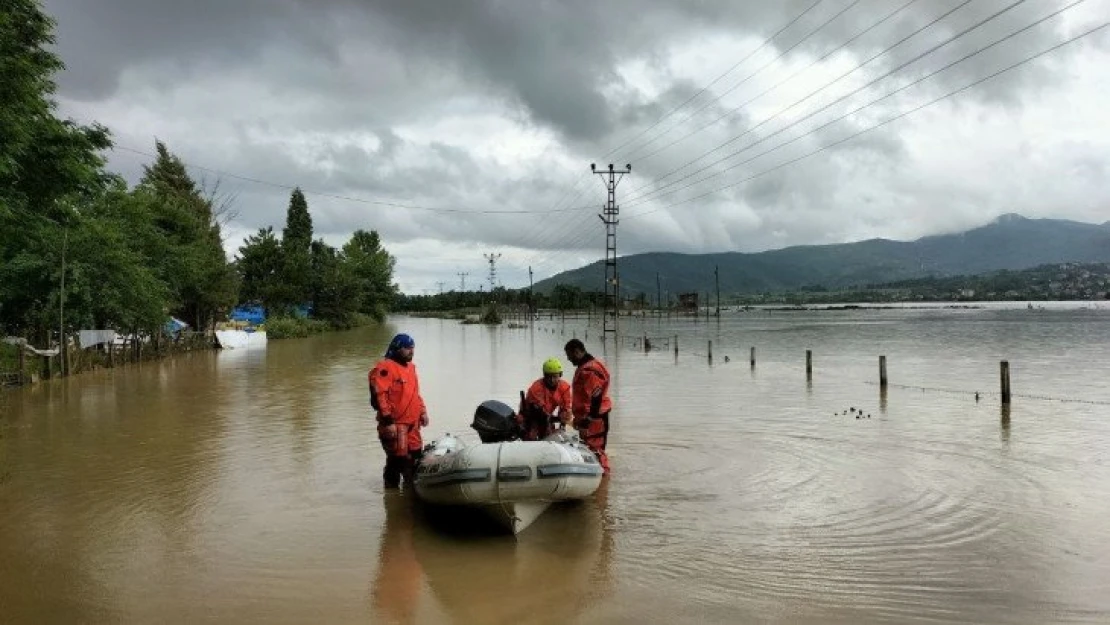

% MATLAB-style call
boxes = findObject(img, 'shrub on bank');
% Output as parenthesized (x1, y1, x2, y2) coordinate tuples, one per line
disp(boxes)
(265, 316, 328, 339)
(265, 313, 376, 339)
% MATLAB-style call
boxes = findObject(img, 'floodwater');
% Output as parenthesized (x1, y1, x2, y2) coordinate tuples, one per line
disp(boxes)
(2, 306, 1110, 624)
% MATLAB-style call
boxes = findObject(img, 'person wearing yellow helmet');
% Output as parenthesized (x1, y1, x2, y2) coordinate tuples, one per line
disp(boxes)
(517, 357, 572, 441)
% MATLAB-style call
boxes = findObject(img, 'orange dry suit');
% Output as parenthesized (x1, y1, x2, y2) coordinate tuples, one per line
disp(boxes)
(518, 378, 572, 441)
(369, 357, 427, 460)
(570, 354, 612, 473)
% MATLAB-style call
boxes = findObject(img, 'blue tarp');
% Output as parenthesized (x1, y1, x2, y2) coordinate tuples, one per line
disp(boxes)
(164, 317, 188, 335)
(229, 303, 313, 323)
(230, 305, 266, 325)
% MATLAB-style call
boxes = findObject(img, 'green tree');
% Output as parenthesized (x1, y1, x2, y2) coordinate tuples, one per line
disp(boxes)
(62, 185, 170, 332)
(342, 229, 396, 321)
(309, 240, 359, 324)
(235, 226, 284, 313)
(280, 188, 313, 309)
(137, 140, 238, 329)
(0, 0, 112, 342)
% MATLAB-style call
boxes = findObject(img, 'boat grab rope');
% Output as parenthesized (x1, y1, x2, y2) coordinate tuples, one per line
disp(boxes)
(494, 442, 519, 527)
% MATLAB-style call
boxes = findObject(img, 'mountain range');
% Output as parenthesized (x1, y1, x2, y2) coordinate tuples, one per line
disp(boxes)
(532, 214, 1110, 297)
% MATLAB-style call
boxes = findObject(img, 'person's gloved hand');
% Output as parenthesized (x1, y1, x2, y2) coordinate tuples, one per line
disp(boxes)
(419, 412, 429, 427)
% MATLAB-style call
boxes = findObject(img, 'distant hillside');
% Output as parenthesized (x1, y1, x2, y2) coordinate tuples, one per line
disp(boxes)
(533, 214, 1110, 297)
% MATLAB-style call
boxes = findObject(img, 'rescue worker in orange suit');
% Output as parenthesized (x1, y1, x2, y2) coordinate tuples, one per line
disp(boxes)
(517, 357, 572, 441)
(369, 333, 428, 488)
(564, 339, 612, 474)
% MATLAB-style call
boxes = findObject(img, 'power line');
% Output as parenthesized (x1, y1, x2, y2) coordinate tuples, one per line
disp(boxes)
(514, 2, 832, 271)
(525, 2, 906, 279)
(109, 144, 592, 215)
(625, 0, 920, 165)
(609, 0, 828, 159)
(622, 0, 985, 205)
(462, 0, 1034, 281)
(623, 16, 1109, 221)
(623, 0, 1089, 211)
(617, 0, 863, 161)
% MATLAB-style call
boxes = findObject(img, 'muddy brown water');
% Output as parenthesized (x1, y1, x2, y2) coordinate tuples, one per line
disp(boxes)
(2, 306, 1110, 624)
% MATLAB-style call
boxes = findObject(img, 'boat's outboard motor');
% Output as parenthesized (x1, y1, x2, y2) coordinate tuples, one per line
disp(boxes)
(471, 399, 519, 443)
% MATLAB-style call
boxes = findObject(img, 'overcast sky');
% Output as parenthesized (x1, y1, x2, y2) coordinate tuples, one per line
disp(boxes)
(43, 0, 1110, 293)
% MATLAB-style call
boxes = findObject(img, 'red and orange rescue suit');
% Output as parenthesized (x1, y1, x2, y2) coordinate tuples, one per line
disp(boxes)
(518, 378, 572, 441)
(571, 354, 612, 474)
(369, 356, 427, 487)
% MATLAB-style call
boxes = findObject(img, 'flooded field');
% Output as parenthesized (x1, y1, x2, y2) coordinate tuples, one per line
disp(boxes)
(3, 306, 1110, 624)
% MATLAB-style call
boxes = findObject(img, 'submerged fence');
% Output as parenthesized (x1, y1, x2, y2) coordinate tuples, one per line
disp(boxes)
(517, 317, 1110, 411)
(0, 331, 214, 388)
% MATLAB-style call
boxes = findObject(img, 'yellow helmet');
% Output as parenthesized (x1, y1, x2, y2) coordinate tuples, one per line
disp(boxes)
(542, 357, 563, 375)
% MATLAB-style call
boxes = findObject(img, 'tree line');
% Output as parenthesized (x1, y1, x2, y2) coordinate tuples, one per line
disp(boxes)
(0, 0, 396, 349)
(393, 284, 610, 312)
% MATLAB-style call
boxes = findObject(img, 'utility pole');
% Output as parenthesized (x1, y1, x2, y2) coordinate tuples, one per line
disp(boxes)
(435, 281, 446, 295)
(656, 272, 662, 317)
(483, 253, 501, 292)
(457, 272, 469, 291)
(592, 162, 631, 340)
(715, 265, 720, 317)
(59, 227, 67, 377)
(528, 266, 534, 315)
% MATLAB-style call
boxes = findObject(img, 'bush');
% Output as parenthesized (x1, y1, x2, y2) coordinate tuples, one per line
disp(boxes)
(480, 303, 502, 325)
(266, 316, 329, 339)
(266, 313, 375, 339)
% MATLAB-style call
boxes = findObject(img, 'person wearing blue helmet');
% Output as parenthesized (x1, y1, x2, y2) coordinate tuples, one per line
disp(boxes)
(369, 333, 429, 488)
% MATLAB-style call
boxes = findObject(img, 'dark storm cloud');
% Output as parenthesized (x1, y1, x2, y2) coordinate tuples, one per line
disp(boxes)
(39, 0, 1110, 290)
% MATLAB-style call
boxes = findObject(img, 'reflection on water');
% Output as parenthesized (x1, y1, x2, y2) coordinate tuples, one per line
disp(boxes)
(3, 308, 1110, 623)
(371, 482, 615, 625)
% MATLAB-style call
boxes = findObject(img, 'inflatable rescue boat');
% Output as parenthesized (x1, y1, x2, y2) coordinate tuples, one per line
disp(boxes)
(414, 399, 604, 534)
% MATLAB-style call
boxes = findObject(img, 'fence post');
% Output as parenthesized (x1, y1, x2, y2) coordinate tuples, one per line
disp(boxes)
(674, 335, 678, 357)
(879, 355, 887, 389)
(708, 340, 713, 363)
(750, 346, 755, 368)
(806, 350, 812, 379)
(1000, 361, 1011, 405)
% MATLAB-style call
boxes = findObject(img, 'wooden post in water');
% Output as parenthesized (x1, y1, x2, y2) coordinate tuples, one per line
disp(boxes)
(750, 346, 756, 368)
(805, 350, 812, 379)
(708, 340, 713, 363)
(643, 334, 649, 352)
(879, 355, 887, 389)
(673, 335, 678, 357)
(1000, 360, 1011, 405)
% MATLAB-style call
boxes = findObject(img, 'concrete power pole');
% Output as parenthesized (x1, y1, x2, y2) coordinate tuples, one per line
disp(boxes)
(592, 162, 631, 341)
(656, 272, 662, 317)
(715, 265, 720, 317)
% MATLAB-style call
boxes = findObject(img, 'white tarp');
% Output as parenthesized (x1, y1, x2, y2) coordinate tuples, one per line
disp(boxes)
(79, 330, 118, 348)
